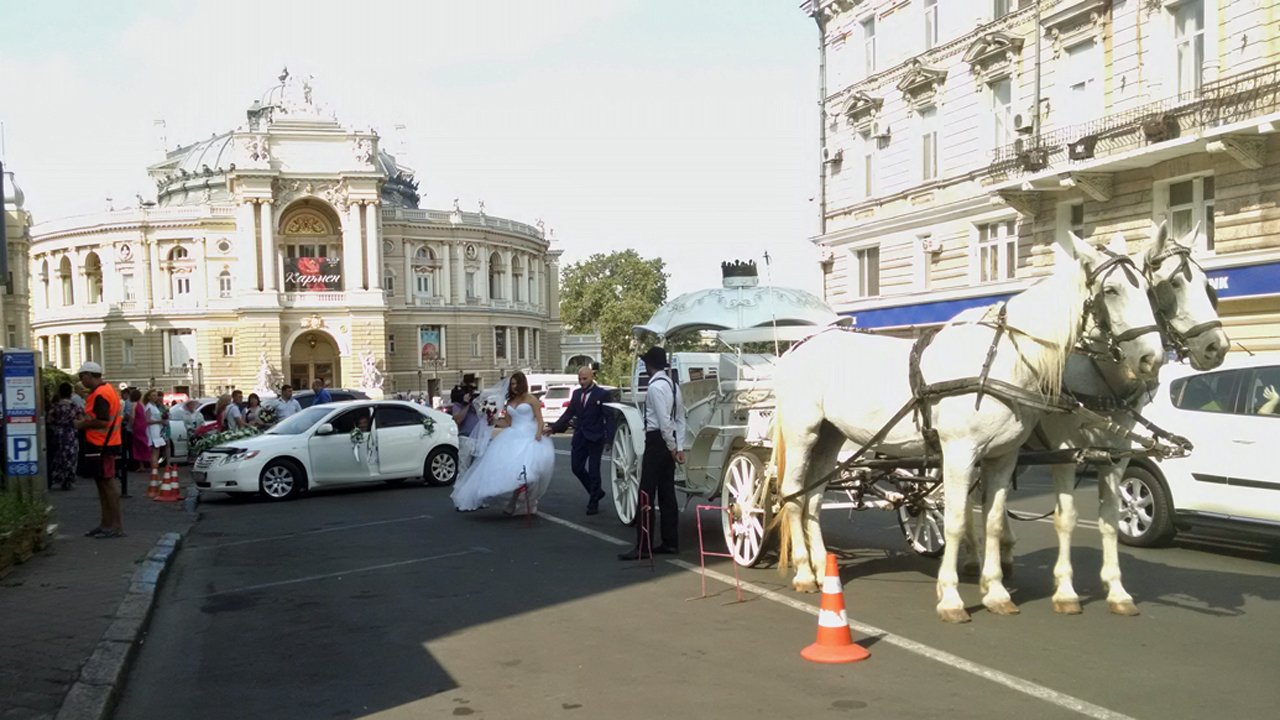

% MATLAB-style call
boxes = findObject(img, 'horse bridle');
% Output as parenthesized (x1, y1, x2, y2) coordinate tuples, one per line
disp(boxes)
(1144, 244, 1222, 359)
(1078, 252, 1162, 362)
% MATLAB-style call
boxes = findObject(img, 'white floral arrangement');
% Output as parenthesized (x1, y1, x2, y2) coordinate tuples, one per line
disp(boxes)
(192, 427, 260, 456)
(422, 416, 436, 435)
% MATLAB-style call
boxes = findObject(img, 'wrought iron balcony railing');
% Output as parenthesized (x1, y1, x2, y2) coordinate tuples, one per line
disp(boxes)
(988, 62, 1280, 180)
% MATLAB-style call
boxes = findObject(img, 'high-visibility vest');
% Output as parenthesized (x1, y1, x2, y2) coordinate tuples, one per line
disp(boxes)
(85, 383, 123, 448)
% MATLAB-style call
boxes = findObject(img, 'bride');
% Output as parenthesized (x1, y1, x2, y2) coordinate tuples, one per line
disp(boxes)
(450, 371, 556, 514)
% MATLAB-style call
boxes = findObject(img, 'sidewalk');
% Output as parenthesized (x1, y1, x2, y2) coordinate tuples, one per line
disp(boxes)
(0, 468, 196, 720)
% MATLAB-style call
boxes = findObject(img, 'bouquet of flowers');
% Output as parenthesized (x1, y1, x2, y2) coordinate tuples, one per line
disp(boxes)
(350, 427, 367, 462)
(257, 406, 277, 427)
(480, 398, 500, 426)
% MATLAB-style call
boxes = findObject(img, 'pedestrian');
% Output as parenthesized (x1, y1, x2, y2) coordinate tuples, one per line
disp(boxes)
(74, 362, 124, 539)
(275, 385, 302, 420)
(70, 383, 87, 413)
(129, 388, 149, 470)
(618, 347, 686, 560)
(312, 378, 333, 405)
(117, 388, 134, 498)
(224, 389, 247, 430)
(144, 389, 167, 479)
(450, 385, 482, 474)
(47, 383, 78, 491)
(546, 367, 615, 515)
(213, 394, 233, 431)
(245, 393, 264, 428)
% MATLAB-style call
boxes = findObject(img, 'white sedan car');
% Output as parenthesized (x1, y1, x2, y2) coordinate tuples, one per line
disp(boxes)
(192, 400, 459, 501)
(1119, 355, 1280, 547)
(541, 384, 574, 424)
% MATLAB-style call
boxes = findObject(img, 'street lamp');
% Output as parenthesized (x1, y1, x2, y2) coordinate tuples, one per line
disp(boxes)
(416, 369, 423, 393)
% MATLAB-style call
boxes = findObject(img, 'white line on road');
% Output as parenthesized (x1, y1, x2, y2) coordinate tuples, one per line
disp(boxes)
(202, 548, 482, 597)
(187, 514, 436, 551)
(539, 511, 1137, 720)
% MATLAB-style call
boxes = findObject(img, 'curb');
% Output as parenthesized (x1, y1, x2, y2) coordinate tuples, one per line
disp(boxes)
(53, 526, 186, 720)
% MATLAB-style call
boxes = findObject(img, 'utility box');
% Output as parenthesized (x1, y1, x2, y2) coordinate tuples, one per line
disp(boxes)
(2, 350, 46, 499)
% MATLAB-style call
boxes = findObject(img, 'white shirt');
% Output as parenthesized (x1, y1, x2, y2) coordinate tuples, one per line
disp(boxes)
(146, 404, 165, 447)
(224, 403, 244, 430)
(275, 398, 302, 420)
(644, 370, 686, 452)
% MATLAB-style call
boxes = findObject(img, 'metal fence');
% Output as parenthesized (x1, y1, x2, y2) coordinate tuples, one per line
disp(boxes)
(988, 62, 1280, 179)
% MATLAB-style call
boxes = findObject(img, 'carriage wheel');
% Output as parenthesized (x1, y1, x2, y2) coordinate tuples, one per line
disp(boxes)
(896, 483, 945, 558)
(611, 423, 640, 525)
(721, 450, 773, 567)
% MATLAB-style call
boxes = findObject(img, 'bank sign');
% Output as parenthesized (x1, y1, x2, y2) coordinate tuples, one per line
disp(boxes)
(284, 257, 343, 292)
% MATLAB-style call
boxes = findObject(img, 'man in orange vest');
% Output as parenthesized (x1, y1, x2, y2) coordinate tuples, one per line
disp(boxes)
(74, 362, 125, 538)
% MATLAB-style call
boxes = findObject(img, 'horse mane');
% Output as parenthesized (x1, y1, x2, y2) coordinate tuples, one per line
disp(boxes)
(987, 258, 1089, 400)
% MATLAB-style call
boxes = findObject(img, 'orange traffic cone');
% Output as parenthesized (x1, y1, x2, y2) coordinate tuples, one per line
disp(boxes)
(145, 468, 161, 499)
(168, 464, 180, 494)
(801, 553, 870, 664)
(155, 466, 180, 503)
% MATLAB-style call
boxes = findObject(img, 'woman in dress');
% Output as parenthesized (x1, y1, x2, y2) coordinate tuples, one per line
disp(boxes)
(245, 393, 264, 428)
(47, 383, 79, 491)
(129, 388, 149, 469)
(144, 390, 168, 477)
(451, 371, 555, 514)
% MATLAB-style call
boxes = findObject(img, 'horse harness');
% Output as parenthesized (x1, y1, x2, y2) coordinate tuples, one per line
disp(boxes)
(1146, 243, 1222, 361)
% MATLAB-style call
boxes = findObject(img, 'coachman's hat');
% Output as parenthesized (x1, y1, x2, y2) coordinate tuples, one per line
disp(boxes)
(638, 346, 668, 369)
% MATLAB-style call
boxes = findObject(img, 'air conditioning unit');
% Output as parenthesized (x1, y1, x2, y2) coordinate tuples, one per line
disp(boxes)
(822, 146, 843, 164)
(870, 121, 891, 140)
(1013, 109, 1035, 133)
(921, 236, 943, 254)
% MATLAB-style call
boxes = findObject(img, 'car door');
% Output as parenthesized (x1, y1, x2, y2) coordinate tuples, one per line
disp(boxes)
(307, 405, 376, 485)
(374, 404, 429, 478)
(1161, 369, 1246, 515)
(1211, 366, 1280, 522)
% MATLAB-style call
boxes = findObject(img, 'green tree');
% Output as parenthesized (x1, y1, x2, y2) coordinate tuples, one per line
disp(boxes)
(559, 250, 668, 386)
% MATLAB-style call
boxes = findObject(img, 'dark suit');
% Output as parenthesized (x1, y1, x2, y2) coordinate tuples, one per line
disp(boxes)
(550, 384, 616, 503)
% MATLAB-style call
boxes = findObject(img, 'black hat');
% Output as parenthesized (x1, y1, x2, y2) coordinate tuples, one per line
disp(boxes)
(638, 346, 668, 369)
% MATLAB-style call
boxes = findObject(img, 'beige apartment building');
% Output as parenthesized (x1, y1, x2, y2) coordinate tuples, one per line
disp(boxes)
(806, 0, 1280, 353)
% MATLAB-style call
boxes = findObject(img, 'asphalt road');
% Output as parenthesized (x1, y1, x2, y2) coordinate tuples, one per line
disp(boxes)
(114, 439, 1280, 720)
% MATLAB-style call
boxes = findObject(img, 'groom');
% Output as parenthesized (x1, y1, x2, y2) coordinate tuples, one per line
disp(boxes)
(546, 367, 615, 514)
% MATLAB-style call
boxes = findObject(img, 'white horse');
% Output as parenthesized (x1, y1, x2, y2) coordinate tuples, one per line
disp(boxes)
(771, 233, 1166, 622)
(1013, 223, 1228, 616)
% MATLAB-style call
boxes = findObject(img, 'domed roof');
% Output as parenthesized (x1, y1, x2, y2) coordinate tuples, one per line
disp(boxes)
(3, 170, 24, 209)
(169, 133, 235, 176)
(634, 285, 842, 339)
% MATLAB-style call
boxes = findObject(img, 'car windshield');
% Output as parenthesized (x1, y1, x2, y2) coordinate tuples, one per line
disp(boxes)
(266, 406, 331, 435)
(546, 386, 572, 399)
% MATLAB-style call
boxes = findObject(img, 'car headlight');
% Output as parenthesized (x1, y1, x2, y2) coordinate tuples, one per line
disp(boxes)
(222, 449, 260, 464)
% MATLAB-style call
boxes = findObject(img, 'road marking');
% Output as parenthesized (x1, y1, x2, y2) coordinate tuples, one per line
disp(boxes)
(539, 511, 1137, 720)
(202, 548, 482, 597)
(187, 514, 435, 551)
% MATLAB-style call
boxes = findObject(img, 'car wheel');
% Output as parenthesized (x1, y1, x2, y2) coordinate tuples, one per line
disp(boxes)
(1117, 465, 1175, 547)
(424, 447, 458, 487)
(259, 459, 304, 501)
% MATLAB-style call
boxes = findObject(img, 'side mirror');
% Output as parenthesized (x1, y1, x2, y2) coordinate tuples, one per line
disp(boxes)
(315, 423, 334, 436)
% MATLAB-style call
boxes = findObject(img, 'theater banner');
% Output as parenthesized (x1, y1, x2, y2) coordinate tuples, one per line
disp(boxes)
(284, 257, 342, 292)
(420, 327, 442, 362)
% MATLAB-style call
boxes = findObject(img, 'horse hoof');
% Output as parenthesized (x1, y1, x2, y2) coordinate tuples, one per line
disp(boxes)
(985, 599, 1021, 616)
(938, 607, 972, 624)
(794, 580, 819, 594)
(962, 562, 980, 577)
(1053, 599, 1083, 615)
(1109, 599, 1140, 616)
(1001, 562, 1015, 578)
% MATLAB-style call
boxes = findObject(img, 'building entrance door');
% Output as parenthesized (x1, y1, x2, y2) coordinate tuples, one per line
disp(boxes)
(288, 332, 341, 389)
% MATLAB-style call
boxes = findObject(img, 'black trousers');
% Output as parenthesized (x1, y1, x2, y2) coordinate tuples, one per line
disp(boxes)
(570, 433, 605, 499)
(637, 430, 678, 549)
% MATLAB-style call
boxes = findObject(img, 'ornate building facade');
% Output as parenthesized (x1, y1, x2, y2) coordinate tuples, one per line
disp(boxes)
(29, 76, 563, 397)
(807, 0, 1280, 353)
(2, 169, 33, 351)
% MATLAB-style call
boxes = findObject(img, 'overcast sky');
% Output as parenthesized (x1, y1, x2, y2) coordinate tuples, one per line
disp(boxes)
(1, 0, 822, 296)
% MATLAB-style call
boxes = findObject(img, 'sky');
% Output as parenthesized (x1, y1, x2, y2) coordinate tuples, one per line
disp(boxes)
(0, 0, 823, 297)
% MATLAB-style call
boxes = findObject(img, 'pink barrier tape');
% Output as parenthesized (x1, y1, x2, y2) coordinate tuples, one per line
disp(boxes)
(694, 505, 743, 603)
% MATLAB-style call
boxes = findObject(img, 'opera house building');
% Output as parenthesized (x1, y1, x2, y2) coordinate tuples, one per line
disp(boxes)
(28, 77, 564, 399)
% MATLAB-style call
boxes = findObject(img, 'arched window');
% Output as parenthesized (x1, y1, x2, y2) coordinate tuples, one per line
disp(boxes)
(84, 252, 103, 304)
(218, 270, 233, 298)
(39, 260, 49, 309)
(169, 246, 189, 261)
(58, 256, 73, 306)
(413, 247, 434, 297)
(510, 255, 523, 302)
(383, 265, 395, 295)
(489, 252, 503, 299)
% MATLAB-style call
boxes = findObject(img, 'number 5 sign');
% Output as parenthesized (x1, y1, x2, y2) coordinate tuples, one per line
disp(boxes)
(3, 350, 41, 477)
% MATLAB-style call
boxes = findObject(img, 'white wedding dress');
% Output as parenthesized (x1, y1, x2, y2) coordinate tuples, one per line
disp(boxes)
(450, 403, 555, 512)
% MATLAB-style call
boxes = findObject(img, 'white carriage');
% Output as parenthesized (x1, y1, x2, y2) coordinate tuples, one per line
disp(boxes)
(605, 261, 937, 566)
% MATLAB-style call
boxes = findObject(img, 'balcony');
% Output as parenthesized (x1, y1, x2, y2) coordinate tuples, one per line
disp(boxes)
(280, 292, 348, 308)
(988, 63, 1280, 183)
(411, 295, 446, 308)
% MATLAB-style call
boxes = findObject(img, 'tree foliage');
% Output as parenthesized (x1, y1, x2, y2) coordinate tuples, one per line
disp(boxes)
(559, 250, 668, 386)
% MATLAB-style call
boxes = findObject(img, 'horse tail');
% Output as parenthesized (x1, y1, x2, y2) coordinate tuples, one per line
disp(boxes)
(770, 409, 793, 572)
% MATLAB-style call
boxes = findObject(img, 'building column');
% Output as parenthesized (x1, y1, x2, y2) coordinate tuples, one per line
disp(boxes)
(260, 200, 276, 292)
(236, 200, 260, 294)
(439, 242, 450, 303)
(402, 243, 413, 304)
(365, 203, 382, 291)
(148, 241, 163, 306)
(478, 246, 488, 303)
(343, 203, 363, 293)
